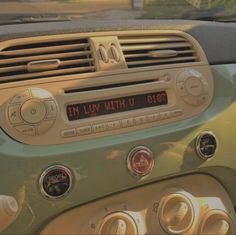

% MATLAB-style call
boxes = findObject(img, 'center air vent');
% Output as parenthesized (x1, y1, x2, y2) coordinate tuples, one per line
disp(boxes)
(0, 36, 95, 83)
(119, 34, 201, 68)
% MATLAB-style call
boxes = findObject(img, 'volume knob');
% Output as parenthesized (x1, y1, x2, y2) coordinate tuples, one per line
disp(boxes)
(20, 99, 47, 124)
(177, 69, 209, 106)
(159, 191, 199, 234)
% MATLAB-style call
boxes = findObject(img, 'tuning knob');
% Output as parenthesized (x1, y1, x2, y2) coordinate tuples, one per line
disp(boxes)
(176, 69, 209, 106)
(97, 212, 138, 235)
(159, 191, 199, 234)
(199, 210, 235, 235)
(7, 88, 58, 136)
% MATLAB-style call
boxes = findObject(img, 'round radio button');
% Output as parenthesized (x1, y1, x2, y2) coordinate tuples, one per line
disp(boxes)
(185, 77, 204, 97)
(195, 131, 217, 159)
(176, 69, 209, 106)
(20, 99, 47, 124)
(39, 165, 73, 200)
(127, 146, 154, 177)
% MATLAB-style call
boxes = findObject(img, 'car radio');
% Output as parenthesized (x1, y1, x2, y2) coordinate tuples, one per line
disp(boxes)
(0, 66, 213, 145)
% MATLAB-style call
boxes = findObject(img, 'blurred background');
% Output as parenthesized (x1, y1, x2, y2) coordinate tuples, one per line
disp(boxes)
(0, 0, 235, 22)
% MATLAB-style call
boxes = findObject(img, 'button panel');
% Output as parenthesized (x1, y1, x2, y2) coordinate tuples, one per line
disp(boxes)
(7, 88, 58, 136)
(61, 109, 183, 138)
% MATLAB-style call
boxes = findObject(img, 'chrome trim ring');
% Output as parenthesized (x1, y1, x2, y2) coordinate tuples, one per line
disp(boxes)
(127, 146, 154, 178)
(195, 131, 218, 159)
(39, 165, 73, 200)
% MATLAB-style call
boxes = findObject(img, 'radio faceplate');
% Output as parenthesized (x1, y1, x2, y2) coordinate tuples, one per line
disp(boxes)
(0, 65, 213, 145)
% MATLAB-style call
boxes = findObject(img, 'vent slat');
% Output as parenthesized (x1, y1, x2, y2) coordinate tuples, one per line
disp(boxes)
(126, 56, 197, 66)
(119, 34, 200, 68)
(0, 43, 89, 56)
(0, 50, 92, 66)
(0, 36, 95, 83)
(121, 42, 191, 52)
(119, 37, 185, 44)
(0, 58, 94, 74)
(1, 66, 95, 82)
(124, 50, 195, 59)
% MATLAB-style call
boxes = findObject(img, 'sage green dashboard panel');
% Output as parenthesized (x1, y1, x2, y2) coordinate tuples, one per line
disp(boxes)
(0, 64, 236, 234)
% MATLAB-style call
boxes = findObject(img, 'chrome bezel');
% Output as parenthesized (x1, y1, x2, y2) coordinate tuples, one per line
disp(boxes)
(127, 146, 154, 178)
(195, 131, 218, 159)
(39, 164, 73, 200)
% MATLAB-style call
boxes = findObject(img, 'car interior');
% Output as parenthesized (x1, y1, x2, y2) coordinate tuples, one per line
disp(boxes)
(0, 0, 236, 234)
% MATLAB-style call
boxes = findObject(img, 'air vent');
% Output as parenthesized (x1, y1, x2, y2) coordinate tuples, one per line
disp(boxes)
(119, 34, 200, 68)
(0, 36, 95, 83)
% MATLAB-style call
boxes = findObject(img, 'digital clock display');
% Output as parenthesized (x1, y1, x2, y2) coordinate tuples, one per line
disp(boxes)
(66, 91, 168, 121)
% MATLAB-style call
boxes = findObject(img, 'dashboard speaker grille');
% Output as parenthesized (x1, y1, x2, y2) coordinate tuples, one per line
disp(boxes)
(0, 37, 95, 83)
(119, 34, 200, 68)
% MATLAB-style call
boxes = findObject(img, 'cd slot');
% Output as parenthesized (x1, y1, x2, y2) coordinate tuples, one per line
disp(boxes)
(64, 79, 158, 94)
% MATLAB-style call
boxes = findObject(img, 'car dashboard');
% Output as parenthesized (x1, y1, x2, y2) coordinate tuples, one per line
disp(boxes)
(0, 19, 236, 235)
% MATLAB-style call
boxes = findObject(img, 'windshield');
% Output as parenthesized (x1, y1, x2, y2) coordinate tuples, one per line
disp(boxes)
(1, 0, 236, 24)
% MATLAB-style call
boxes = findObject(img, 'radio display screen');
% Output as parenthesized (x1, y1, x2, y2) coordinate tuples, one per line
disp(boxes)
(66, 91, 168, 121)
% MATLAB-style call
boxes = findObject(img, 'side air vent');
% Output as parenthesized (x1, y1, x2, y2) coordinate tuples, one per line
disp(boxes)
(0, 36, 95, 83)
(119, 34, 200, 68)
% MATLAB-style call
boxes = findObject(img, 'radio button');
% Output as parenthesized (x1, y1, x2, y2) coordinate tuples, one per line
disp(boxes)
(10, 90, 31, 104)
(15, 125, 36, 136)
(171, 109, 183, 117)
(197, 94, 208, 105)
(147, 113, 160, 122)
(77, 126, 92, 135)
(121, 118, 134, 128)
(93, 123, 107, 133)
(185, 77, 204, 96)
(177, 82, 188, 96)
(37, 120, 56, 135)
(160, 111, 171, 120)
(134, 116, 147, 125)
(31, 87, 52, 99)
(107, 121, 121, 130)
(8, 105, 23, 124)
(20, 99, 47, 124)
(61, 129, 77, 138)
(45, 100, 57, 119)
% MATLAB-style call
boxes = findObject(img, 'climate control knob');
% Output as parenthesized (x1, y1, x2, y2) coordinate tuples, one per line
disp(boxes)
(7, 88, 58, 136)
(159, 191, 199, 234)
(177, 69, 209, 106)
(97, 212, 137, 235)
(199, 210, 235, 235)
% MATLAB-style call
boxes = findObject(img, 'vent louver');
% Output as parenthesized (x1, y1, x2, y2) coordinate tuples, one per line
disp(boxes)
(0, 36, 95, 83)
(119, 34, 200, 68)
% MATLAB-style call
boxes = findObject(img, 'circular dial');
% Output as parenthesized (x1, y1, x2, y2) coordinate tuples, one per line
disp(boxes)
(195, 131, 217, 159)
(39, 165, 73, 200)
(7, 88, 58, 136)
(20, 99, 47, 124)
(176, 69, 209, 106)
(127, 146, 154, 178)
(159, 191, 198, 234)
(199, 210, 235, 235)
(97, 212, 138, 235)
